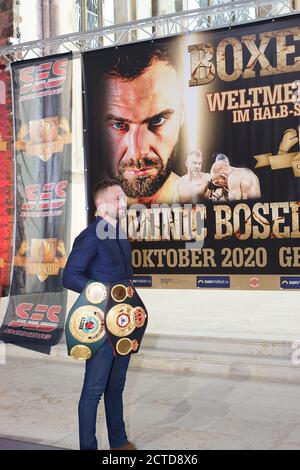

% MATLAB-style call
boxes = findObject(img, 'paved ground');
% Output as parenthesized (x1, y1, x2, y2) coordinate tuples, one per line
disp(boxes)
(0, 438, 64, 450)
(0, 355, 300, 450)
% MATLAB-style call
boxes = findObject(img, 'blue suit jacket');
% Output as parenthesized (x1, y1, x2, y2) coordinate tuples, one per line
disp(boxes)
(62, 216, 133, 293)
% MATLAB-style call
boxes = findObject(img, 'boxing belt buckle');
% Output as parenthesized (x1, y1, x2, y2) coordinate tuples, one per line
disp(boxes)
(105, 280, 148, 356)
(65, 281, 109, 361)
(65, 279, 148, 360)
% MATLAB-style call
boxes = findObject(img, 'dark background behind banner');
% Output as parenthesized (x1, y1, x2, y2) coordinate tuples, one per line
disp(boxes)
(205, 19, 300, 203)
(0, 53, 72, 352)
(82, 14, 300, 283)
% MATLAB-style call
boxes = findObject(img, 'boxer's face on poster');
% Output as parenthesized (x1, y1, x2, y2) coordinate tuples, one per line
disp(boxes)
(187, 155, 202, 177)
(103, 60, 183, 198)
(211, 162, 230, 187)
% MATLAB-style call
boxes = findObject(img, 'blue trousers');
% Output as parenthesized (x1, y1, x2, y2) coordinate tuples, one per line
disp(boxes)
(78, 338, 131, 450)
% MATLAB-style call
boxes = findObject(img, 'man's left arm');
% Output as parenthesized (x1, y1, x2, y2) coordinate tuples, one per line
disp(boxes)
(62, 231, 98, 293)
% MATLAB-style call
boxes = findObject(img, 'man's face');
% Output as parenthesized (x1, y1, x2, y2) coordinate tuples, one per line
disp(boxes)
(103, 60, 183, 198)
(211, 162, 230, 188)
(96, 185, 127, 219)
(186, 155, 202, 178)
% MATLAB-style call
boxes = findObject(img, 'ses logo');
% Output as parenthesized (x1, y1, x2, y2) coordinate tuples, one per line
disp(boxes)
(19, 58, 68, 100)
(7, 303, 61, 333)
(21, 180, 68, 217)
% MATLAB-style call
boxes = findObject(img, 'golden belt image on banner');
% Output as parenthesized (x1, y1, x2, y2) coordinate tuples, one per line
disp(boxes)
(254, 128, 300, 177)
(15, 116, 72, 162)
(66, 280, 148, 360)
(14, 238, 67, 282)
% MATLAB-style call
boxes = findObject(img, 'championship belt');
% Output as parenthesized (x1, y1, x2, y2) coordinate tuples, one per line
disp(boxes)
(65, 281, 110, 360)
(65, 279, 148, 360)
(105, 280, 148, 356)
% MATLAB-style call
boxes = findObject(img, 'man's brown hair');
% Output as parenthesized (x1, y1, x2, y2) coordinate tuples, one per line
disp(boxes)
(93, 178, 121, 203)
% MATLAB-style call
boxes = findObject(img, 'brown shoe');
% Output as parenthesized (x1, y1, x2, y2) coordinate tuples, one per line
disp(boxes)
(110, 441, 137, 450)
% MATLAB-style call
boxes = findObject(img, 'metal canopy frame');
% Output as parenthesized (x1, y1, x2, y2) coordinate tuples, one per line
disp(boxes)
(0, 0, 297, 63)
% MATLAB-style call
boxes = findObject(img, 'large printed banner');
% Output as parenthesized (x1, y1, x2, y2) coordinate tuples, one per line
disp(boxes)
(0, 53, 72, 352)
(83, 15, 300, 290)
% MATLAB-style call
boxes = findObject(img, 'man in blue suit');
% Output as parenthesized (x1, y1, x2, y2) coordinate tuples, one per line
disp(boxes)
(62, 178, 136, 451)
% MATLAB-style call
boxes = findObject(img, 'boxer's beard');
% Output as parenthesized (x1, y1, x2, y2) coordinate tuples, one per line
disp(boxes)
(116, 149, 177, 198)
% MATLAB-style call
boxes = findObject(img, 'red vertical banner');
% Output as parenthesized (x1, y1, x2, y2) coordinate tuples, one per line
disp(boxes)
(0, 53, 72, 353)
(0, 65, 14, 296)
